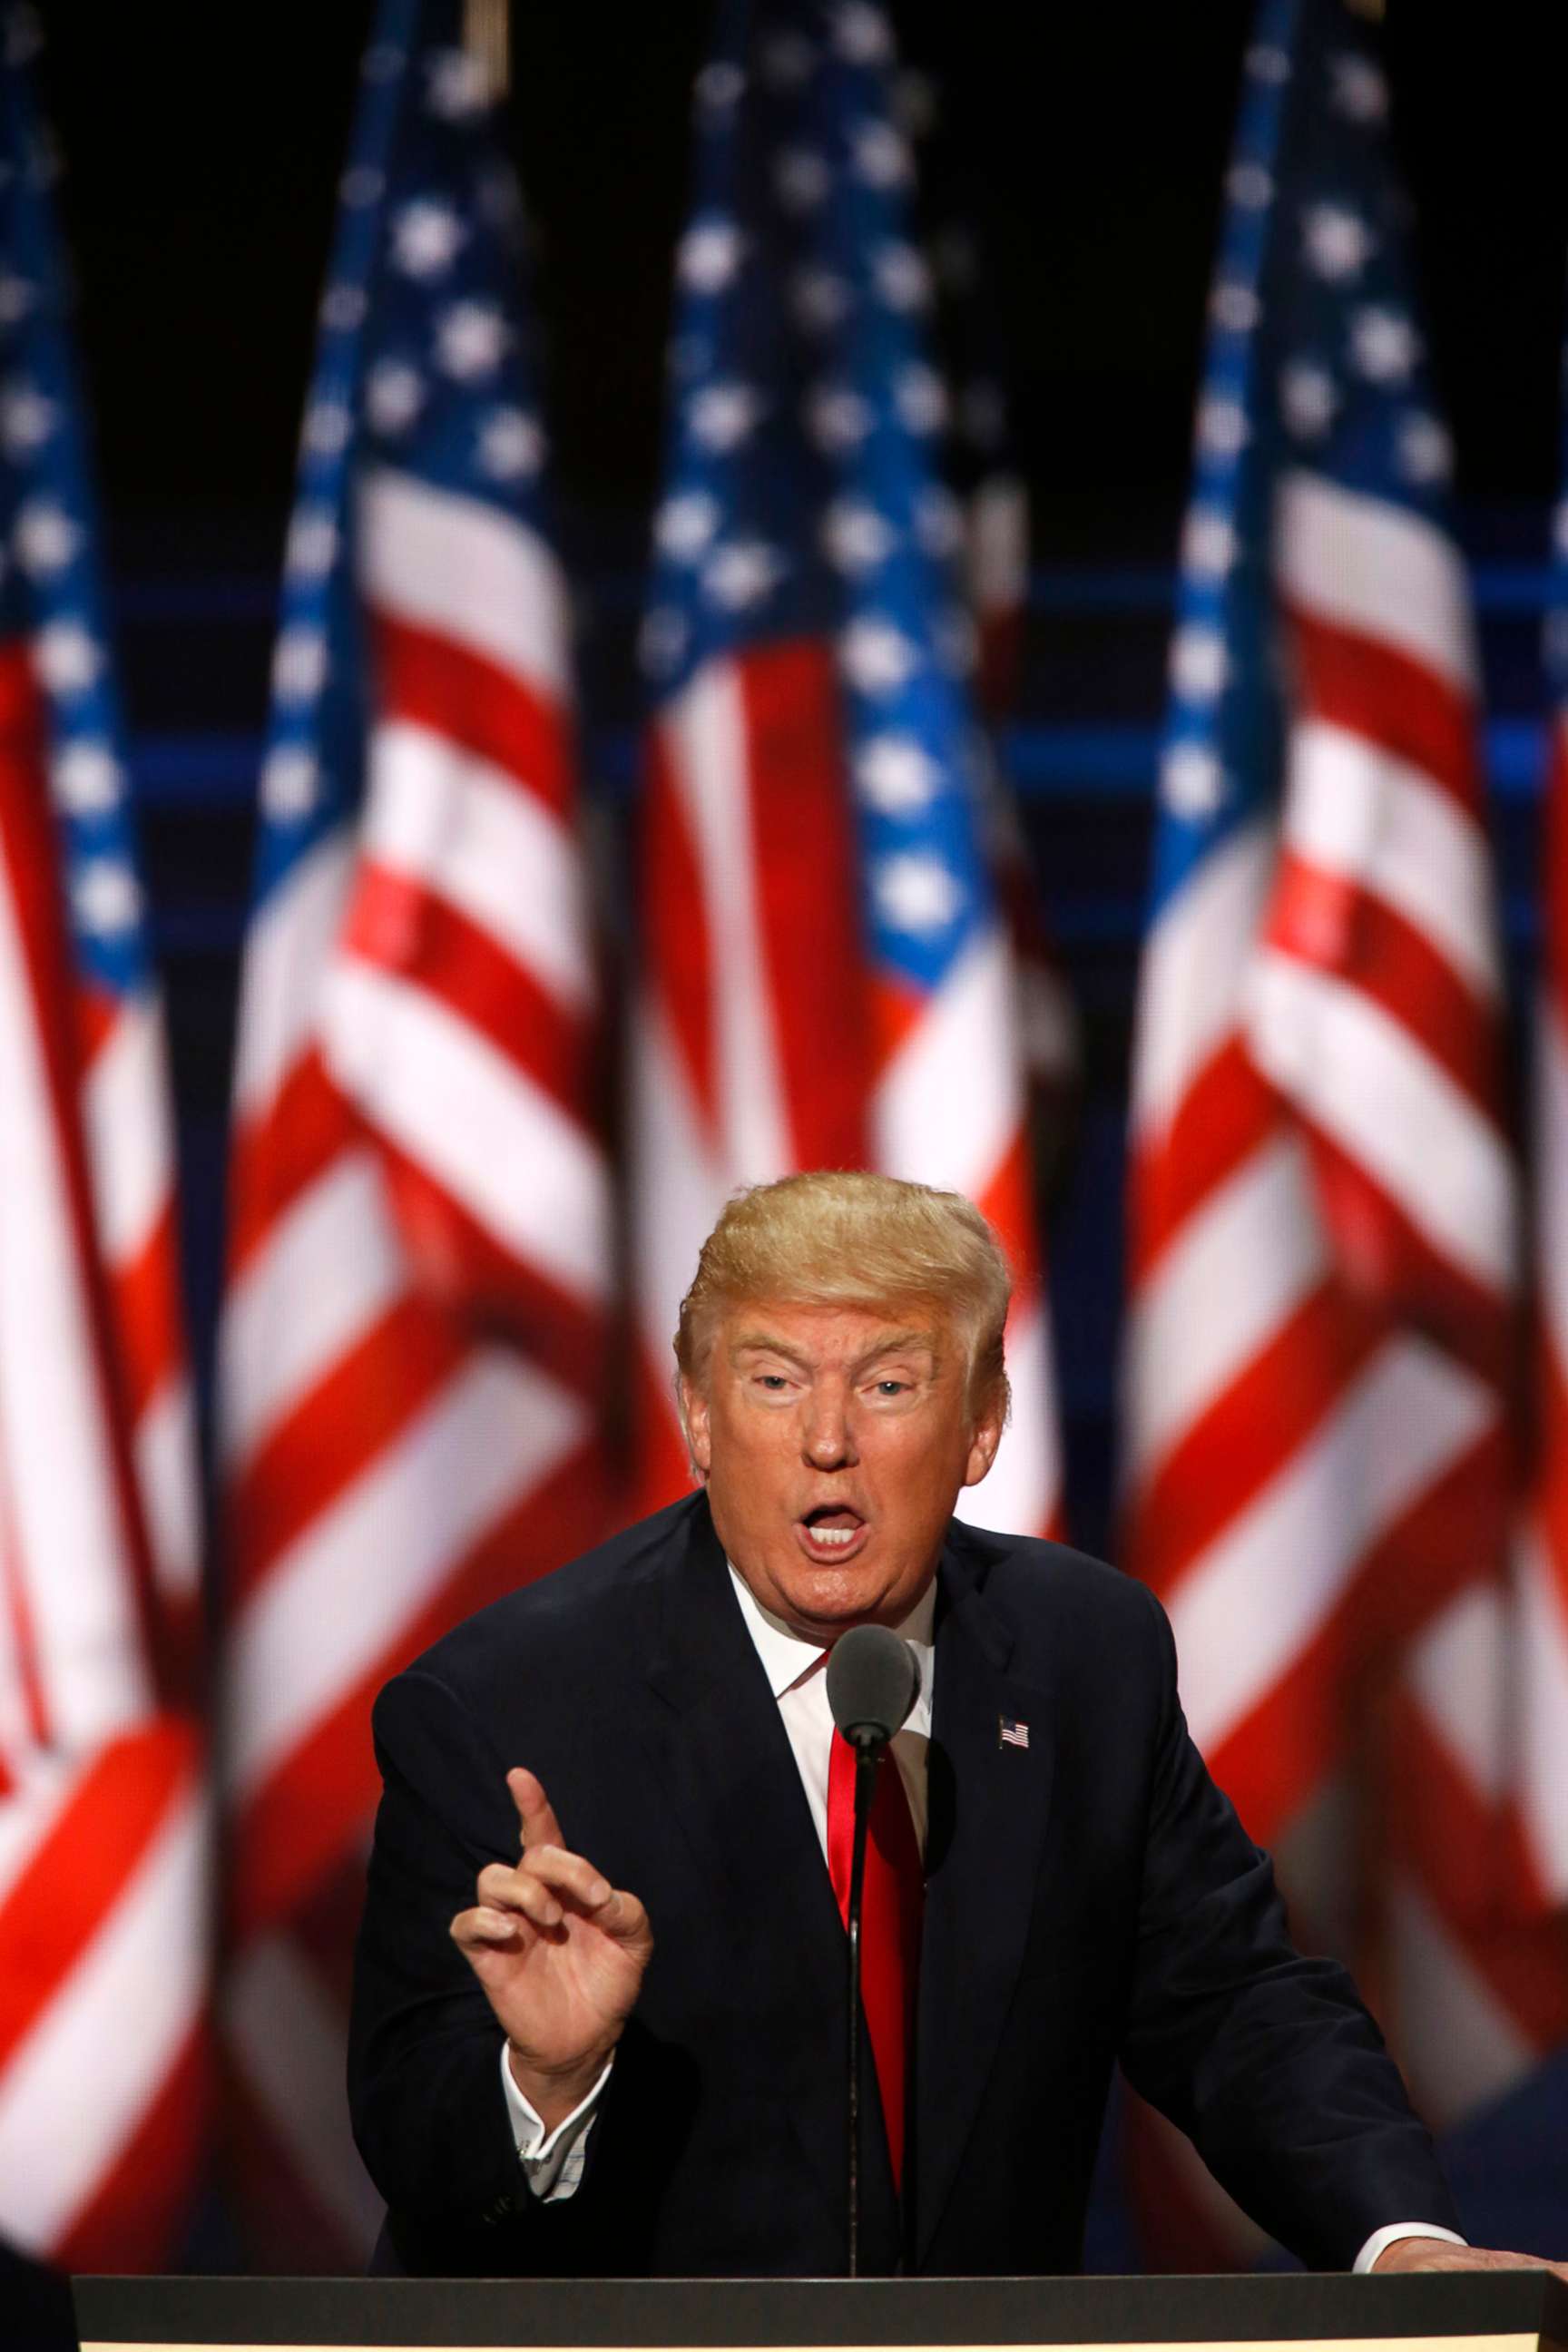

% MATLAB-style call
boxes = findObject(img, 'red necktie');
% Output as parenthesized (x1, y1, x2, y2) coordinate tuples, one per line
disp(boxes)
(826, 1726, 924, 2191)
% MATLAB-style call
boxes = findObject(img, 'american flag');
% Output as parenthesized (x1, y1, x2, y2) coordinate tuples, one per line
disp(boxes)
(0, 4, 206, 2269)
(631, 0, 1063, 1539)
(1123, 0, 1568, 2262)
(220, 0, 609, 2265)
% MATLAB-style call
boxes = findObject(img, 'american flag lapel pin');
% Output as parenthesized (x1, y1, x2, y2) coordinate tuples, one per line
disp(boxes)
(998, 1716, 1030, 1750)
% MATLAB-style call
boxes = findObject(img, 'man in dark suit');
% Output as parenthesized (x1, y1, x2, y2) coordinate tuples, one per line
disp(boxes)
(348, 1172, 1557, 2280)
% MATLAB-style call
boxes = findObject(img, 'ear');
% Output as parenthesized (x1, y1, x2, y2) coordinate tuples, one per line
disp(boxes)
(680, 1376, 713, 1480)
(960, 1391, 1004, 1490)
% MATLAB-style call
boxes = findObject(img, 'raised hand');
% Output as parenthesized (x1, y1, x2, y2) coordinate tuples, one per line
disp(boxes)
(450, 1768, 653, 2129)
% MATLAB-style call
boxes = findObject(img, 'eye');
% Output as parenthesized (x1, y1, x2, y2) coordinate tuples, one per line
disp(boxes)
(873, 1378, 910, 1396)
(756, 1373, 791, 1391)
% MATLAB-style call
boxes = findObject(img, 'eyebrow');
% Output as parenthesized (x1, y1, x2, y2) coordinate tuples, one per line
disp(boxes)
(730, 1328, 941, 1373)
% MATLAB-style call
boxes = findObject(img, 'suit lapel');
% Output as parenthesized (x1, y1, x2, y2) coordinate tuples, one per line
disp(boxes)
(912, 1531, 1054, 2266)
(636, 1498, 865, 2237)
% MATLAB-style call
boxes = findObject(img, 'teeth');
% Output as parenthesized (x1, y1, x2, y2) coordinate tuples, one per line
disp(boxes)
(808, 1524, 859, 1545)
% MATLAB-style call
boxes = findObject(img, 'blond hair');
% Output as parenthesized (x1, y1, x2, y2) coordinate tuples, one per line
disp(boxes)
(675, 1170, 1012, 1419)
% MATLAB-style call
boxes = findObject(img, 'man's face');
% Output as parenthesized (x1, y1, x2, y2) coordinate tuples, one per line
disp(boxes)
(681, 1296, 1003, 1642)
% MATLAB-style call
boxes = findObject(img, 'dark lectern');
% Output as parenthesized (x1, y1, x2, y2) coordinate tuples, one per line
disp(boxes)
(69, 2270, 1568, 2352)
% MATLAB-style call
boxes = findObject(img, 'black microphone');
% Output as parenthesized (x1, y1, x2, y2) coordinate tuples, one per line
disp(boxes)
(826, 1624, 919, 2277)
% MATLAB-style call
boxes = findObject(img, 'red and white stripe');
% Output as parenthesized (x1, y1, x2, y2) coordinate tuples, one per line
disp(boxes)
(222, 472, 610, 2266)
(1127, 473, 1568, 2244)
(631, 639, 1063, 1536)
(0, 645, 206, 2266)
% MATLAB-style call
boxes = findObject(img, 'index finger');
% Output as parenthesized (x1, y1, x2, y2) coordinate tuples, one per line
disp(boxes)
(506, 1767, 564, 1855)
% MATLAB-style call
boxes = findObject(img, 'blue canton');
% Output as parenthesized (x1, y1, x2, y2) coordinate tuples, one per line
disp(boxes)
(253, 0, 551, 905)
(647, 0, 997, 995)
(0, 4, 152, 999)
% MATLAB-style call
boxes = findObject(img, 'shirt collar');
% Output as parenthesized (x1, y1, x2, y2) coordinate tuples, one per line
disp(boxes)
(728, 1560, 937, 1700)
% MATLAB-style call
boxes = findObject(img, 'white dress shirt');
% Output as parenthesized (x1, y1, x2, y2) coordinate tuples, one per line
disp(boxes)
(498, 1565, 1460, 2268)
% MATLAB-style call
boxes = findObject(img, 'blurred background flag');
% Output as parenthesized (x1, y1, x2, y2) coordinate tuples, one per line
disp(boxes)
(630, 0, 1063, 1534)
(0, 1, 206, 2272)
(1122, 0, 1568, 2265)
(220, 0, 610, 2268)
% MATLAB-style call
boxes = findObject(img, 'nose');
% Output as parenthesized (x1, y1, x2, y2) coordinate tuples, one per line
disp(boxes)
(801, 1387, 858, 1469)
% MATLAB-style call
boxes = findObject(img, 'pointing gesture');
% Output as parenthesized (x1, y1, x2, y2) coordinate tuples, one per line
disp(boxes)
(450, 1769, 653, 2130)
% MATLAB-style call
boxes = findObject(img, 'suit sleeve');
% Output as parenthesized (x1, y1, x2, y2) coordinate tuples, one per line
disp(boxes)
(1116, 1583, 1460, 2269)
(348, 1664, 607, 2253)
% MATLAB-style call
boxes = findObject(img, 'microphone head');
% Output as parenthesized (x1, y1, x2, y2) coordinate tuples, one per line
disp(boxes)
(826, 1623, 920, 1749)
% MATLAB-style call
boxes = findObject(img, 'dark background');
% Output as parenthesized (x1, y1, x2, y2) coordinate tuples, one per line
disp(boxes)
(27, 0, 1568, 1550)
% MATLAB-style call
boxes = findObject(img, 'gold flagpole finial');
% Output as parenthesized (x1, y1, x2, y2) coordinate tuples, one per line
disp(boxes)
(464, 0, 510, 101)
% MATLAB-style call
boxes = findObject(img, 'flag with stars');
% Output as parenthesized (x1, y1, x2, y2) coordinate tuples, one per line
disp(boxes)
(1122, 0, 1568, 2266)
(0, 2, 207, 2269)
(220, 0, 609, 2266)
(630, 0, 1063, 1540)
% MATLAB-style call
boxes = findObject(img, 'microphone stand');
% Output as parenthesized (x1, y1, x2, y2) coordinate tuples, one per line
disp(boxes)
(845, 1734, 882, 2280)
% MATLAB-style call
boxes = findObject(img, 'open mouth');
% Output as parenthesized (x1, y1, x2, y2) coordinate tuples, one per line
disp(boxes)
(796, 1505, 870, 1563)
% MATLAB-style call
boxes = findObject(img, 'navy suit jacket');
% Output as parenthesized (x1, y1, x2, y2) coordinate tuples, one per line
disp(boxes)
(348, 1491, 1458, 2277)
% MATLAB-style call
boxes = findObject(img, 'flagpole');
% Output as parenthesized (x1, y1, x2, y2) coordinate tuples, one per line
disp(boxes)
(465, 0, 509, 99)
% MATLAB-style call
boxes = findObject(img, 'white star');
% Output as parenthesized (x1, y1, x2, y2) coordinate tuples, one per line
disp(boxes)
(260, 747, 321, 819)
(34, 622, 101, 692)
(0, 381, 54, 453)
(426, 47, 487, 119)
(14, 496, 79, 575)
(1349, 306, 1420, 385)
(936, 606, 977, 675)
(478, 407, 545, 479)
(303, 399, 353, 455)
(1227, 162, 1273, 210)
(73, 859, 142, 938)
(832, 3, 894, 64)
(655, 491, 720, 561)
(914, 485, 963, 556)
(874, 853, 964, 939)
(1280, 359, 1338, 437)
(678, 217, 744, 294)
(792, 268, 849, 331)
(704, 540, 786, 609)
(392, 198, 465, 279)
(320, 282, 368, 332)
(895, 363, 946, 435)
(873, 243, 931, 312)
(1169, 623, 1228, 701)
(1246, 44, 1290, 84)
(694, 60, 745, 110)
(52, 740, 121, 814)
(760, 30, 816, 87)
(806, 383, 874, 452)
(840, 616, 916, 694)
(856, 735, 939, 814)
(366, 360, 425, 435)
(1330, 53, 1388, 123)
(285, 505, 338, 578)
(1181, 505, 1238, 579)
(1397, 414, 1452, 486)
(272, 624, 328, 703)
(851, 122, 911, 189)
(689, 380, 763, 452)
(340, 164, 385, 207)
(1161, 744, 1226, 818)
(0, 274, 35, 323)
(1210, 279, 1259, 333)
(639, 606, 689, 677)
(1302, 202, 1373, 282)
(774, 149, 829, 211)
(1197, 395, 1249, 456)
(821, 498, 895, 573)
(436, 300, 506, 379)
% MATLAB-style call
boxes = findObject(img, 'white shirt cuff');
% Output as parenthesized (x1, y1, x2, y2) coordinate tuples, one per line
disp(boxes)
(1354, 2222, 1468, 2273)
(499, 2045, 612, 2202)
